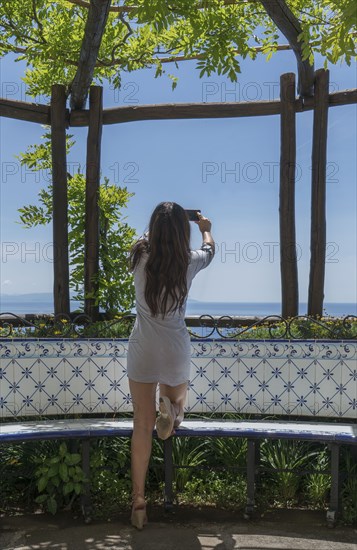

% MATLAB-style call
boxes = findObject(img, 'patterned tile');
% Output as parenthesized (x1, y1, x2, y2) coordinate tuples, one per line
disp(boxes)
(0, 339, 356, 419)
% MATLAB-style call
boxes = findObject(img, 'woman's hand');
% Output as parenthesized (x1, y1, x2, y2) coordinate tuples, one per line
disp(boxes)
(196, 212, 215, 251)
(196, 212, 212, 233)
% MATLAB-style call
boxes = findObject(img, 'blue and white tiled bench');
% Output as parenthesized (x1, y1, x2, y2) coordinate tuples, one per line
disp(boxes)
(0, 338, 356, 525)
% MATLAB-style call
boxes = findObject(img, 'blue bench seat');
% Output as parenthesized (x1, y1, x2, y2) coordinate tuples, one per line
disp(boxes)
(1, 418, 356, 443)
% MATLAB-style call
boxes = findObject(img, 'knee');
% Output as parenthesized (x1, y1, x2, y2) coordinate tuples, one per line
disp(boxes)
(133, 413, 156, 434)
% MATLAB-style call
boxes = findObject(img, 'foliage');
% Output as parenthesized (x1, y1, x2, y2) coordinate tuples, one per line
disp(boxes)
(0, 444, 36, 512)
(179, 471, 247, 510)
(1, 432, 357, 524)
(89, 437, 132, 516)
(34, 442, 85, 515)
(228, 316, 357, 340)
(303, 449, 331, 508)
(3, 314, 355, 340)
(172, 437, 209, 492)
(341, 449, 357, 525)
(0, 1, 356, 98)
(261, 439, 318, 505)
(211, 436, 247, 469)
(18, 132, 136, 314)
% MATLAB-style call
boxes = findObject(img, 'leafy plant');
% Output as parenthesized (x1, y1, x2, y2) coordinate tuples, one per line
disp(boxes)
(228, 316, 357, 340)
(34, 442, 85, 515)
(0, 440, 61, 512)
(261, 440, 318, 505)
(180, 471, 247, 510)
(341, 449, 357, 525)
(89, 438, 132, 517)
(2, 433, 357, 524)
(304, 449, 331, 507)
(148, 438, 165, 486)
(1, 1, 356, 98)
(18, 132, 136, 314)
(172, 437, 208, 492)
(211, 437, 247, 470)
(77, 315, 136, 338)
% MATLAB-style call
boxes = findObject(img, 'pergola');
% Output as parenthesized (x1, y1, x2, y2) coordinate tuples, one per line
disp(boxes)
(1, 0, 356, 319)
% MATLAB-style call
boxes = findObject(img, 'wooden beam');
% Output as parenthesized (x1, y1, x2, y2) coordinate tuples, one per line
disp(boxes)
(260, 0, 314, 98)
(84, 86, 103, 320)
(328, 88, 357, 107)
(71, 100, 282, 126)
(70, 0, 111, 110)
(0, 98, 51, 124)
(308, 69, 330, 317)
(69, 88, 357, 127)
(1, 85, 354, 128)
(50, 85, 70, 315)
(279, 73, 298, 318)
(1, 87, 351, 128)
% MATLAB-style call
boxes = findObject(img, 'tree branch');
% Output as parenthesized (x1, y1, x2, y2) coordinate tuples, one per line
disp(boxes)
(0, 42, 79, 67)
(1, 20, 45, 46)
(64, 0, 136, 12)
(32, 0, 45, 38)
(260, 0, 315, 97)
(96, 43, 292, 67)
(0, 32, 290, 74)
(70, 0, 112, 109)
(64, 0, 261, 14)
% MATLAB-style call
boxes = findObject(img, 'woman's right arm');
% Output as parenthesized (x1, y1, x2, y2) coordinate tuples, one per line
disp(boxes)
(197, 213, 215, 252)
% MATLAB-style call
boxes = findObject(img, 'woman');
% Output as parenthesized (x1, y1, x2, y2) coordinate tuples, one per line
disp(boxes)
(127, 201, 215, 529)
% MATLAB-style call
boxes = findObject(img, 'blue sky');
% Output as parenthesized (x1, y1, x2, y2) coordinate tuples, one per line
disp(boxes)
(0, 49, 356, 304)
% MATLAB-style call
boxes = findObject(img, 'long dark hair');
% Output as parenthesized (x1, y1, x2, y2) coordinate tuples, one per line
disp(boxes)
(130, 202, 191, 317)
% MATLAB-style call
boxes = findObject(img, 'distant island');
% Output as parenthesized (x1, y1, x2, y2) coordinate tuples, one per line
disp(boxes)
(1, 292, 55, 301)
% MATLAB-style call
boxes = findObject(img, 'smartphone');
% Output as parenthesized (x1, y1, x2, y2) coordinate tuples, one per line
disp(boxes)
(185, 209, 201, 222)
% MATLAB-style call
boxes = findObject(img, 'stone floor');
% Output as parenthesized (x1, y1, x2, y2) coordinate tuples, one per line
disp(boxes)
(1, 507, 356, 550)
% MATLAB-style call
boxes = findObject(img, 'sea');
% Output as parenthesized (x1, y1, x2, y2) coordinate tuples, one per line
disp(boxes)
(0, 293, 356, 317)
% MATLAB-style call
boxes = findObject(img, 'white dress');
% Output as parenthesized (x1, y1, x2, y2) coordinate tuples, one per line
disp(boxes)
(126, 244, 214, 385)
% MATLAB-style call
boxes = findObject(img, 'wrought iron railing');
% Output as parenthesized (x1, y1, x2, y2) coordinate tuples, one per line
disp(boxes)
(0, 312, 356, 339)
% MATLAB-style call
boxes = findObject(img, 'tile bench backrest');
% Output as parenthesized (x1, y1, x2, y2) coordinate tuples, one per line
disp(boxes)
(0, 339, 356, 419)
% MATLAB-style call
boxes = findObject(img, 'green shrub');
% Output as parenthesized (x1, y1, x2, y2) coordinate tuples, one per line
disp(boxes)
(34, 442, 85, 515)
(180, 472, 246, 510)
(304, 449, 331, 508)
(261, 440, 318, 505)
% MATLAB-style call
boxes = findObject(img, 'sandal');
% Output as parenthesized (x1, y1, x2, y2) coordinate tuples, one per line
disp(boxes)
(131, 496, 148, 530)
(156, 396, 175, 440)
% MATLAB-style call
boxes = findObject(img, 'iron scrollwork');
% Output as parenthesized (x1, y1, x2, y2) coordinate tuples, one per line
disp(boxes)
(1, 312, 356, 340)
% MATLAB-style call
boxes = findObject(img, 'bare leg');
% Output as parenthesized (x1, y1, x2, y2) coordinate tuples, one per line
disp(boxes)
(129, 379, 157, 502)
(159, 381, 188, 427)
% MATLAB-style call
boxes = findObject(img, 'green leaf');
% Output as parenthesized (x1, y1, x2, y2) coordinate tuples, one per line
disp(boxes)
(35, 494, 48, 504)
(52, 475, 61, 488)
(37, 476, 49, 493)
(59, 443, 68, 456)
(47, 465, 59, 478)
(74, 483, 82, 495)
(47, 497, 57, 515)
(63, 481, 74, 495)
(59, 462, 69, 482)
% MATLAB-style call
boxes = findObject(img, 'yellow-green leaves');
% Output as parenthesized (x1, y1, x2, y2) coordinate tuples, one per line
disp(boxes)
(1, 1, 355, 98)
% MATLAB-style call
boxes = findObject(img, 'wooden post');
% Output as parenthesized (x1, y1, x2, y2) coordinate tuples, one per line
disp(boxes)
(279, 73, 298, 318)
(51, 84, 70, 315)
(84, 86, 103, 320)
(308, 69, 329, 317)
